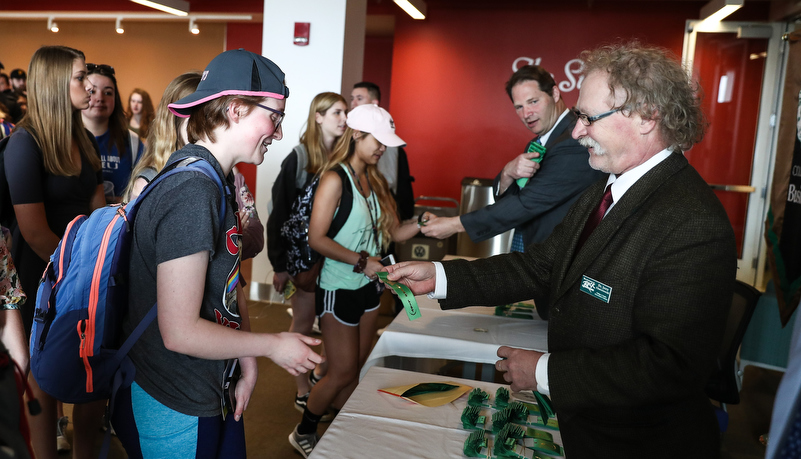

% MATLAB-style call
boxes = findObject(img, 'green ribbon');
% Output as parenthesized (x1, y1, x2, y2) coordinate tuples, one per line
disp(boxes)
(376, 271, 422, 321)
(515, 140, 547, 188)
(402, 382, 459, 397)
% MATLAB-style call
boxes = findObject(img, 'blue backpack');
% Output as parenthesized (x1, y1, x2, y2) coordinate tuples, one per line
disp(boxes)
(29, 157, 228, 404)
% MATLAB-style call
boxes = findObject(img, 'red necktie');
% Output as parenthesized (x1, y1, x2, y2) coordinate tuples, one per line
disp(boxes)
(576, 185, 613, 251)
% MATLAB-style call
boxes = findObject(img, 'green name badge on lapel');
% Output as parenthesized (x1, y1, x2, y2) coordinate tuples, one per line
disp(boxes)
(580, 275, 612, 303)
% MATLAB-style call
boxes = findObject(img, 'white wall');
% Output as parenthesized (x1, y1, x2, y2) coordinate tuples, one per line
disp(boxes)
(252, 0, 366, 290)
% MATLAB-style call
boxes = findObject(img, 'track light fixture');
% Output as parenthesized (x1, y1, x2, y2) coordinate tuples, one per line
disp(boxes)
(699, 0, 744, 24)
(48, 17, 59, 33)
(189, 18, 199, 35)
(116, 17, 125, 34)
(393, 0, 427, 20)
(130, 0, 189, 17)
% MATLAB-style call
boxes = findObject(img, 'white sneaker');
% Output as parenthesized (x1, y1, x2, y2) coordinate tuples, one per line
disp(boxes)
(56, 416, 71, 453)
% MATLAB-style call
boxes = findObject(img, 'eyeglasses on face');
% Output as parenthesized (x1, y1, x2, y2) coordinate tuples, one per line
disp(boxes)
(86, 63, 115, 77)
(571, 107, 620, 126)
(256, 103, 285, 129)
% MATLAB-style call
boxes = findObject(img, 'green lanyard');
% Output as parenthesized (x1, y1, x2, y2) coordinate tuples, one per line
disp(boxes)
(376, 271, 421, 321)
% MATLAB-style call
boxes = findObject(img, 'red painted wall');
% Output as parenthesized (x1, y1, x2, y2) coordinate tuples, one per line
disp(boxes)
(364, 36, 395, 109)
(388, 2, 705, 201)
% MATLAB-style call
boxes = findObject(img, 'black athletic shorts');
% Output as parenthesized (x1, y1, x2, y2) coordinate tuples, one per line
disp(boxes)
(315, 281, 381, 326)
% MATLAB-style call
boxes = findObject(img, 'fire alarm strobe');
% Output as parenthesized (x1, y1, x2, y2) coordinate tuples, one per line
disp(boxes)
(294, 22, 310, 46)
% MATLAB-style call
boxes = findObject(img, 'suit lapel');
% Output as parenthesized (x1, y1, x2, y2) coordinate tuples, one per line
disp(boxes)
(553, 152, 690, 302)
(549, 179, 606, 297)
(544, 110, 578, 150)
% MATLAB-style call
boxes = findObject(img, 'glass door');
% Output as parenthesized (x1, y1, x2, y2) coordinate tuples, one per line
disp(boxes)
(682, 21, 786, 286)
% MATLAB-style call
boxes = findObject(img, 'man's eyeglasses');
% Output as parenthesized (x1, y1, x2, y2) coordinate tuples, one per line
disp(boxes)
(256, 103, 285, 129)
(572, 107, 620, 126)
(86, 63, 115, 77)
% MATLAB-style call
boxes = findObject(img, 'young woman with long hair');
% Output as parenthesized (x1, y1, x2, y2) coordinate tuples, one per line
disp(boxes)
(126, 88, 154, 139)
(289, 104, 425, 457)
(81, 64, 144, 202)
(4, 45, 107, 459)
(267, 91, 347, 414)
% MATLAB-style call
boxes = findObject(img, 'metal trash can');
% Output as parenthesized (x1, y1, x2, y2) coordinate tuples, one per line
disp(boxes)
(456, 177, 513, 258)
(395, 196, 459, 262)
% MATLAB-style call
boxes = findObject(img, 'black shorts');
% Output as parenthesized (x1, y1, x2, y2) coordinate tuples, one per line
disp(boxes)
(315, 281, 381, 326)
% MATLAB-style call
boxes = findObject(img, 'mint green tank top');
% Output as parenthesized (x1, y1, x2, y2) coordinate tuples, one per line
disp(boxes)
(318, 164, 382, 291)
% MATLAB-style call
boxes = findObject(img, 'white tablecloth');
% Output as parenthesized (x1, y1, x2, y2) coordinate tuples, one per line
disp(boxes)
(310, 366, 564, 459)
(361, 294, 548, 379)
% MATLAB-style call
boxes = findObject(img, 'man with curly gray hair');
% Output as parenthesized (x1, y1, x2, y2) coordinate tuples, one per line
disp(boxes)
(573, 43, 706, 171)
(384, 42, 737, 458)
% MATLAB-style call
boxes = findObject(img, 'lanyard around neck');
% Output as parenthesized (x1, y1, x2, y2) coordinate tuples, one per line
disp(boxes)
(345, 162, 380, 251)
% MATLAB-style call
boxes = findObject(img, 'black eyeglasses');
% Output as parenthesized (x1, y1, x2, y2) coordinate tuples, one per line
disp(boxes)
(86, 63, 115, 76)
(256, 103, 285, 129)
(572, 107, 620, 126)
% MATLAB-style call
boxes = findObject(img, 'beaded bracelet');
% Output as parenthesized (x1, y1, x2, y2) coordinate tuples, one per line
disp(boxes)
(353, 250, 369, 273)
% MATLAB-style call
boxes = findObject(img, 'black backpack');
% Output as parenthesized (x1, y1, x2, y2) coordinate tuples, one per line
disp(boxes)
(281, 167, 352, 276)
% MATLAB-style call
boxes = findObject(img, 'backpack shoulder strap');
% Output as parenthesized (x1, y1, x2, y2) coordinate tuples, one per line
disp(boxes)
(138, 167, 158, 184)
(294, 145, 309, 189)
(327, 166, 352, 238)
(131, 157, 228, 226)
(128, 130, 141, 164)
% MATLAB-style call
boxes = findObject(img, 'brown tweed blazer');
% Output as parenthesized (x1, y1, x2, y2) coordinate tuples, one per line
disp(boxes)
(440, 152, 737, 458)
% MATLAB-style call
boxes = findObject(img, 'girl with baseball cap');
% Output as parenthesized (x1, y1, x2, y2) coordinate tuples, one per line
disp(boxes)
(290, 104, 428, 457)
(111, 49, 322, 459)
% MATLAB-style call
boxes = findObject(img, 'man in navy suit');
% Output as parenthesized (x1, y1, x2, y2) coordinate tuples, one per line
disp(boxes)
(385, 43, 737, 458)
(421, 65, 604, 250)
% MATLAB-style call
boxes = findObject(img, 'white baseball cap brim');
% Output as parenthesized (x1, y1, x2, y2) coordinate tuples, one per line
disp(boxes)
(346, 104, 406, 147)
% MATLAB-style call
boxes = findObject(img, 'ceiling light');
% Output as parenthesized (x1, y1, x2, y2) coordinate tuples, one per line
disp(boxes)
(130, 0, 189, 17)
(115, 17, 124, 34)
(393, 0, 427, 20)
(699, 0, 743, 24)
(189, 18, 199, 35)
(48, 17, 59, 32)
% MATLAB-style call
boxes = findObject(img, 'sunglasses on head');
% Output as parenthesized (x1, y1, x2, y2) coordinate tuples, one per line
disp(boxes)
(86, 63, 115, 76)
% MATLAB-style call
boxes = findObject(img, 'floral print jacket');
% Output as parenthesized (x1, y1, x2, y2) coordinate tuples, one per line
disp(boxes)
(0, 226, 25, 309)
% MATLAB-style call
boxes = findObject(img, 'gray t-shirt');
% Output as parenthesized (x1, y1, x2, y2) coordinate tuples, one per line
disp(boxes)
(124, 144, 241, 417)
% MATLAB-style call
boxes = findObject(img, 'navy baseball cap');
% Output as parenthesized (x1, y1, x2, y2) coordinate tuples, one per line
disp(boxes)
(169, 49, 289, 117)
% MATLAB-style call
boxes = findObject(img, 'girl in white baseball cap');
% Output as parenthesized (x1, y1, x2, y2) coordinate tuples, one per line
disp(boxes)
(289, 103, 431, 456)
